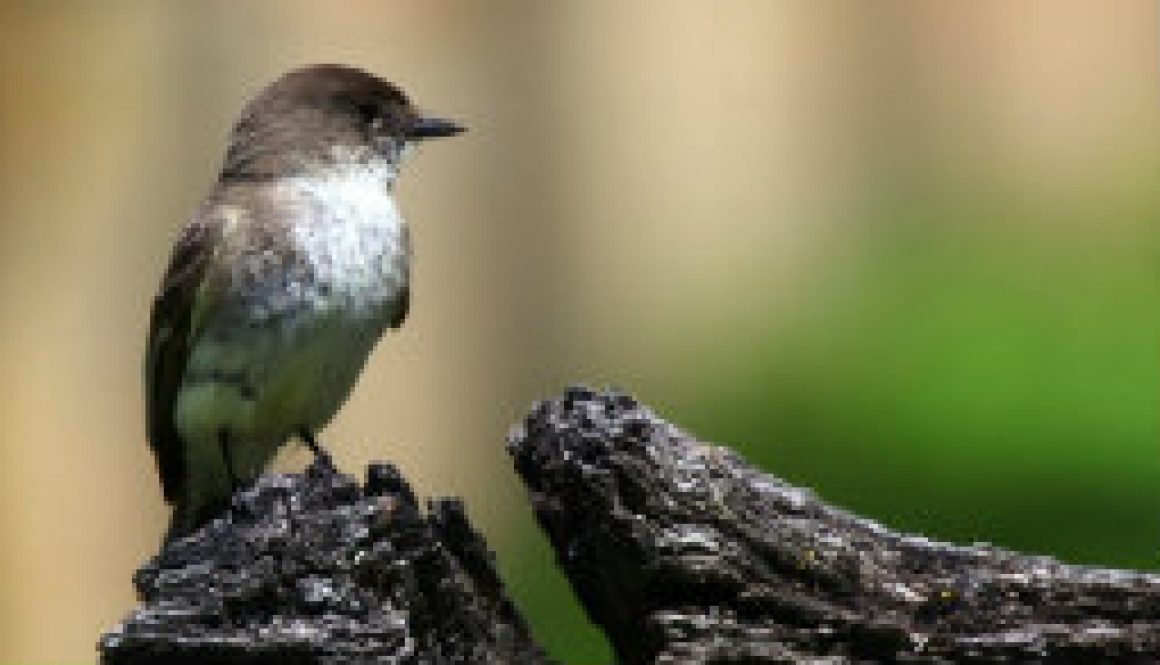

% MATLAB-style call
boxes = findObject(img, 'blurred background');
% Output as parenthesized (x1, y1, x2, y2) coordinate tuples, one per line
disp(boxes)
(0, 1, 1156, 662)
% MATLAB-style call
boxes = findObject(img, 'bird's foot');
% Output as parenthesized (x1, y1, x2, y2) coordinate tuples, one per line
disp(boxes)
(310, 451, 338, 476)
(299, 429, 338, 474)
(218, 430, 241, 490)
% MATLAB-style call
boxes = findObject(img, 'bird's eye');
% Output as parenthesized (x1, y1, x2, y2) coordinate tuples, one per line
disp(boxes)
(355, 101, 379, 124)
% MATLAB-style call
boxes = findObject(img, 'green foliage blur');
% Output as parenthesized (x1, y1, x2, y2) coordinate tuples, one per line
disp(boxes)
(678, 173, 1159, 572)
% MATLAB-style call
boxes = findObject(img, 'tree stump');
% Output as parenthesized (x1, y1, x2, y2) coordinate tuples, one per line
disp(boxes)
(99, 462, 551, 664)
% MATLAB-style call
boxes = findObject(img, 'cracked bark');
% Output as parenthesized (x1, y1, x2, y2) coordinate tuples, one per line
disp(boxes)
(99, 462, 551, 665)
(102, 387, 1160, 663)
(508, 387, 1160, 664)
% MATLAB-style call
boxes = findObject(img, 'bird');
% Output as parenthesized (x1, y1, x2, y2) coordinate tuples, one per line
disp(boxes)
(145, 65, 463, 541)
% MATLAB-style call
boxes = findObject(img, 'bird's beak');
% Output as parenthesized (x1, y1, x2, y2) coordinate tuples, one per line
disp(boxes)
(406, 115, 465, 140)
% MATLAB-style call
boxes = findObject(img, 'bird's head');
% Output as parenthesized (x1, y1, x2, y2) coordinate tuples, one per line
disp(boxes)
(223, 64, 463, 181)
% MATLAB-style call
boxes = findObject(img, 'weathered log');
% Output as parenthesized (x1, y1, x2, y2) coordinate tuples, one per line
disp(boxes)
(508, 387, 1160, 664)
(99, 461, 552, 665)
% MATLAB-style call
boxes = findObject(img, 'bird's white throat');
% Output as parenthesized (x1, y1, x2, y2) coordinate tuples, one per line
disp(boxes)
(277, 155, 409, 320)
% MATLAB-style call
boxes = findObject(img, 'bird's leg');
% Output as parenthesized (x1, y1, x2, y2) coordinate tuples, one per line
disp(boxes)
(218, 429, 239, 491)
(299, 429, 336, 472)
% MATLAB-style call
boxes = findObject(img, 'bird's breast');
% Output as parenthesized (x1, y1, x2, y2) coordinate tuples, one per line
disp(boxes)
(280, 169, 409, 323)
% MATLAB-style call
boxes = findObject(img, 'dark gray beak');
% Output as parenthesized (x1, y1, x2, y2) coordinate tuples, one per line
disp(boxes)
(406, 115, 465, 140)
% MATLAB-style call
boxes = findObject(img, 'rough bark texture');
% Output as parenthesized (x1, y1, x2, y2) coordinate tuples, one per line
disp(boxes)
(99, 461, 551, 665)
(102, 387, 1160, 664)
(508, 387, 1160, 664)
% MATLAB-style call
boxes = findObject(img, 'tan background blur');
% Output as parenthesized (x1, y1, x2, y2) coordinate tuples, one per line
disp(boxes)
(1, 2, 1156, 663)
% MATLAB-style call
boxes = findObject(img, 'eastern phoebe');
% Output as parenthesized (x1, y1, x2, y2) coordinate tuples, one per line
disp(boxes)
(145, 65, 462, 540)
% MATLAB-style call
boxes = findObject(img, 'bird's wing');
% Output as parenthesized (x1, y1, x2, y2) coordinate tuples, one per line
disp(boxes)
(387, 224, 411, 329)
(144, 213, 223, 503)
(388, 284, 410, 329)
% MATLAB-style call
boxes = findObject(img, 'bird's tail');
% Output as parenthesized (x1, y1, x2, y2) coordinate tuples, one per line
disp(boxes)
(163, 504, 195, 545)
(162, 495, 228, 545)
